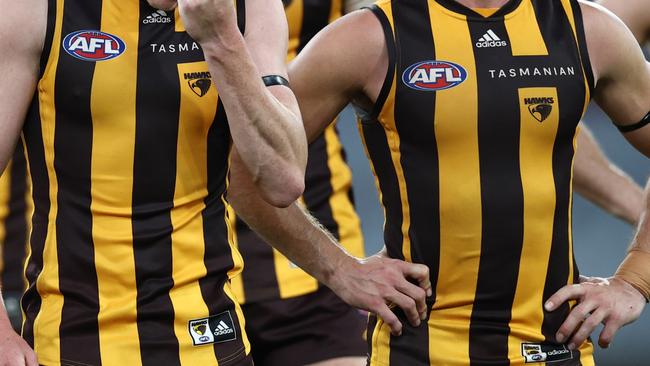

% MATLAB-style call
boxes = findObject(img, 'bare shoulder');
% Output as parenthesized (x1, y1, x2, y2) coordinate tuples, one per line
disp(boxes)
(578, 0, 642, 84)
(0, 0, 47, 58)
(598, 0, 650, 44)
(297, 7, 388, 101)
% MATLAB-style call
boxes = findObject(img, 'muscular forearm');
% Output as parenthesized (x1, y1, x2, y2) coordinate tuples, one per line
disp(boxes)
(201, 22, 307, 207)
(573, 125, 643, 225)
(629, 180, 650, 253)
(615, 179, 650, 301)
(228, 153, 352, 287)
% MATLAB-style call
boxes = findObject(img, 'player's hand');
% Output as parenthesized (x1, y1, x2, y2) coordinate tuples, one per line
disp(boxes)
(545, 275, 646, 350)
(328, 249, 432, 336)
(0, 324, 37, 366)
(177, 0, 238, 46)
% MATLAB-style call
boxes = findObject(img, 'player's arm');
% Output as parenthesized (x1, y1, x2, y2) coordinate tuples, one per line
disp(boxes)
(598, 0, 650, 44)
(177, 0, 307, 208)
(573, 125, 643, 225)
(228, 10, 432, 336)
(586, 2, 650, 156)
(0, 0, 44, 364)
(545, 1, 650, 351)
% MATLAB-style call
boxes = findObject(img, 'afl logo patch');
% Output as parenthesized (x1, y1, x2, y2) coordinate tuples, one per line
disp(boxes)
(63, 30, 126, 62)
(402, 61, 467, 91)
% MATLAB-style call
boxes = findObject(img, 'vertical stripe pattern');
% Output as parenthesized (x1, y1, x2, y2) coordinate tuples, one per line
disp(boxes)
(92, 1, 141, 364)
(427, 2, 482, 364)
(22, 0, 249, 364)
(368, 0, 594, 364)
(0, 146, 30, 294)
(54, 1, 103, 363)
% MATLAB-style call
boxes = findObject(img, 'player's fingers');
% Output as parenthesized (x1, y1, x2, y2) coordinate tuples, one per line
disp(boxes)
(555, 301, 597, 344)
(385, 290, 421, 328)
(397, 261, 432, 297)
(394, 279, 428, 321)
(374, 303, 403, 336)
(567, 308, 606, 350)
(598, 315, 624, 349)
(545, 284, 586, 311)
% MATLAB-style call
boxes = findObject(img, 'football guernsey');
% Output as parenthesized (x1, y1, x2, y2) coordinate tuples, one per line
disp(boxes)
(364, 0, 595, 364)
(21, 1, 251, 365)
(0, 145, 31, 295)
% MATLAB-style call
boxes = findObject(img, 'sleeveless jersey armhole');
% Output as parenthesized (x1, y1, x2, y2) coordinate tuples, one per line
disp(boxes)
(236, 0, 246, 34)
(364, 5, 396, 124)
(569, 0, 595, 94)
(39, 0, 58, 79)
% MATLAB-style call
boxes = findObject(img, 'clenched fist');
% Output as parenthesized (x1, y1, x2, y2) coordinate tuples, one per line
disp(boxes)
(177, 0, 239, 46)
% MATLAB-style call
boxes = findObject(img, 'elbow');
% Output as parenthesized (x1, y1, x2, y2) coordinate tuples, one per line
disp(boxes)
(258, 166, 305, 208)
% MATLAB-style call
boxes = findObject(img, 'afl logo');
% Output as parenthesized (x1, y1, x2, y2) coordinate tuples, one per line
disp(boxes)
(402, 60, 467, 91)
(63, 30, 126, 61)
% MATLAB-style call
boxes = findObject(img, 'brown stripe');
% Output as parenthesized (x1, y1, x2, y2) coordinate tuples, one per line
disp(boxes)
(54, 1, 103, 363)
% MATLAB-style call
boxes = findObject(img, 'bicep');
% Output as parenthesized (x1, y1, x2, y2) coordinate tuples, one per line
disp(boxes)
(598, 0, 650, 43)
(0, 0, 45, 172)
(289, 9, 386, 142)
(584, 2, 650, 155)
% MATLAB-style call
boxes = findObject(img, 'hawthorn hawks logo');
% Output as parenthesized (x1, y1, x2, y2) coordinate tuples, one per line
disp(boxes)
(525, 97, 555, 123)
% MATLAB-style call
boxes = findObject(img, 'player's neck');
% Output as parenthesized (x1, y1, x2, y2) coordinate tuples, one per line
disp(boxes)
(453, 0, 510, 9)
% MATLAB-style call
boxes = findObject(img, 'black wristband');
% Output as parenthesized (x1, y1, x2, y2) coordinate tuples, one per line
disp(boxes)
(262, 75, 290, 88)
(616, 111, 650, 133)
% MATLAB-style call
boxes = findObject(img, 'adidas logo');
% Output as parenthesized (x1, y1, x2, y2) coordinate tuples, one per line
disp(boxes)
(476, 29, 508, 48)
(213, 320, 234, 336)
(143, 10, 172, 24)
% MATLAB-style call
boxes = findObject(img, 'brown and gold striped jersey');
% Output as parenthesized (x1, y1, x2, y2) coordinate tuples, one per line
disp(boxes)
(230, 0, 365, 304)
(364, 0, 595, 365)
(21, 1, 251, 365)
(0, 145, 31, 294)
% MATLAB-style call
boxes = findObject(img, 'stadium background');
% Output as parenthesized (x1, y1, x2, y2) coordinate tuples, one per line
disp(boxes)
(336, 103, 650, 365)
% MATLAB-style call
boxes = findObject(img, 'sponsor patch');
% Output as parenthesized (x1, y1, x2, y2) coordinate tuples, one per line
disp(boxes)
(402, 60, 467, 92)
(522, 343, 573, 363)
(63, 30, 126, 62)
(188, 311, 237, 346)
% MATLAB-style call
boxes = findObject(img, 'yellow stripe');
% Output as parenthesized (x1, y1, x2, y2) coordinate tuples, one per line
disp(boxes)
(473, 7, 499, 17)
(223, 281, 251, 355)
(32, 0, 65, 362)
(505, 0, 548, 56)
(228, 206, 245, 303)
(22, 141, 33, 293)
(324, 124, 365, 258)
(329, 0, 343, 23)
(427, 5, 481, 364)
(0, 164, 11, 278)
(169, 61, 220, 363)
(285, 0, 304, 62)
(578, 340, 595, 365)
(379, 77, 414, 263)
(507, 88, 560, 361)
(20, 138, 33, 328)
(369, 318, 391, 366)
(374, 3, 413, 263)
(560, 2, 593, 346)
(273, 247, 319, 299)
(89, 3, 141, 365)
(175, 8, 185, 32)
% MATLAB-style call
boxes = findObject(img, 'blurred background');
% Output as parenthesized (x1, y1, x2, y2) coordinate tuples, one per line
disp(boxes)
(336, 102, 650, 365)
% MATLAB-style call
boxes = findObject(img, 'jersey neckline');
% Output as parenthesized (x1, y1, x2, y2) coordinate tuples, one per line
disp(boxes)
(433, 0, 524, 19)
